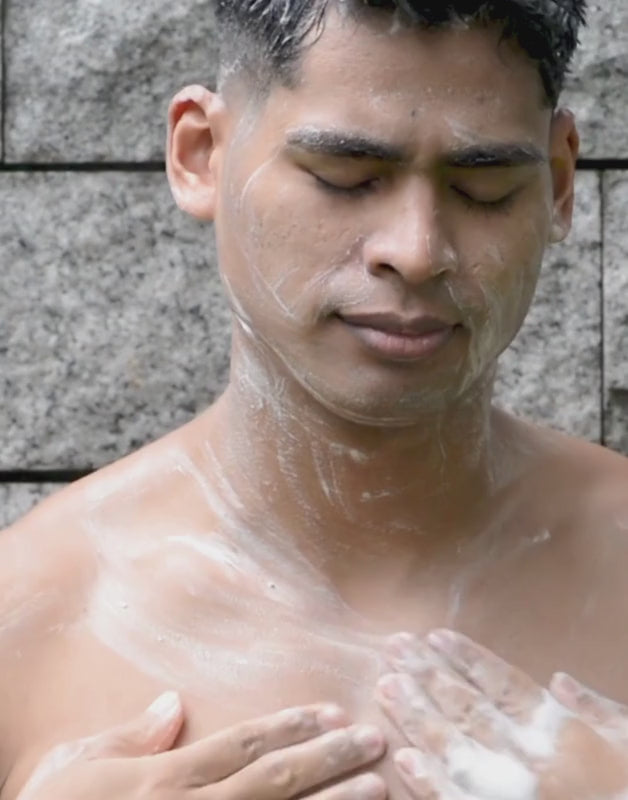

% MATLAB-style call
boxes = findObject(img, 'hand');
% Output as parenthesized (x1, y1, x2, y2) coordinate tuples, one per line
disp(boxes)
(375, 631, 628, 800)
(551, 669, 628, 745)
(18, 691, 387, 800)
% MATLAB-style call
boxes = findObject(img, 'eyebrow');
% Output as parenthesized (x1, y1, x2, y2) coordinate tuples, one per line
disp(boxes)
(445, 144, 547, 168)
(285, 128, 546, 168)
(286, 128, 407, 162)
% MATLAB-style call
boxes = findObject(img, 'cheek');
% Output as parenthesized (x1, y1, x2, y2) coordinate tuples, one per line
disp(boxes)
(217, 164, 367, 327)
(454, 211, 547, 322)
(444, 213, 548, 384)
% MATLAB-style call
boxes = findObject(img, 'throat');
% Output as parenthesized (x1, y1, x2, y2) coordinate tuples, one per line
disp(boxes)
(187, 363, 498, 594)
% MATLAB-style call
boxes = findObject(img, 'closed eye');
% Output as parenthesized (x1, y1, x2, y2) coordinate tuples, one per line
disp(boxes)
(452, 186, 518, 213)
(313, 174, 380, 197)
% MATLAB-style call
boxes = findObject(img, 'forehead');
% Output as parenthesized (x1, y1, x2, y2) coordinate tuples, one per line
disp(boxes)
(259, 9, 550, 152)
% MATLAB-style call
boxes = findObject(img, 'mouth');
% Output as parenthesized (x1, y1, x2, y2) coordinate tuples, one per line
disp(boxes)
(337, 312, 460, 362)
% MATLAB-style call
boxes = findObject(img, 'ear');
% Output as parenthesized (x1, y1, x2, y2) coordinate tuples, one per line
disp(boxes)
(166, 85, 227, 221)
(548, 109, 580, 244)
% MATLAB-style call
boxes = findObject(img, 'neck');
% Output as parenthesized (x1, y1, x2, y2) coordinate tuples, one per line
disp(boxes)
(193, 331, 503, 591)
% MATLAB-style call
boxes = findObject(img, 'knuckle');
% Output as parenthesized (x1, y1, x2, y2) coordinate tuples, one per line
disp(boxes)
(421, 666, 438, 684)
(331, 730, 358, 760)
(109, 733, 139, 753)
(238, 729, 266, 763)
(138, 763, 178, 796)
(280, 708, 313, 736)
(263, 753, 300, 793)
(326, 729, 371, 768)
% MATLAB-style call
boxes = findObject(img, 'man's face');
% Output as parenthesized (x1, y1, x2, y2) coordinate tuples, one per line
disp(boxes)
(210, 11, 571, 426)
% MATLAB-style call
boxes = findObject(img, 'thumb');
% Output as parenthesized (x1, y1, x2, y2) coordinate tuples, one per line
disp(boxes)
(551, 673, 628, 731)
(19, 693, 184, 798)
(96, 691, 184, 758)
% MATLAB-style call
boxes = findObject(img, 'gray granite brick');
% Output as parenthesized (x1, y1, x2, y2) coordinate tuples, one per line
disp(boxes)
(4, 0, 218, 162)
(562, 0, 628, 159)
(0, 172, 230, 469)
(494, 172, 602, 441)
(0, 4, 3, 161)
(603, 172, 628, 456)
(0, 484, 64, 529)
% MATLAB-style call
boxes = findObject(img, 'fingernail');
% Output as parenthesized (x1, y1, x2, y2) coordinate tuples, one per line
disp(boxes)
(552, 672, 580, 696)
(395, 749, 427, 777)
(387, 631, 418, 659)
(377, 673, 415, 701)
(427, 629, 456, 652)
(317, 704, 347, 731)
(147, 691, 181, 720)
(353, 725, 385, 757)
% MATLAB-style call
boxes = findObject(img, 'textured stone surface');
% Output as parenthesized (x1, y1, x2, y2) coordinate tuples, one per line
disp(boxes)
(0, 484, 64, 529)
(562, 0, 628, 159)
(0, 172, 230, 469)
(4, 0, 218, 162)
(4, 1, 627, 163)
(495, 172, 602, 441)
(0, 7, 3, 160)
(603, 172, 628, 456)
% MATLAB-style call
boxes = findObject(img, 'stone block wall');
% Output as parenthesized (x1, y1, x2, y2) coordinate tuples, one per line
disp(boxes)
(1, 1, 627, 527)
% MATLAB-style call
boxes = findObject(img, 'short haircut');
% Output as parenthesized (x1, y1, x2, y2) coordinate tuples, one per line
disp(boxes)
(211, 0, 587, 106)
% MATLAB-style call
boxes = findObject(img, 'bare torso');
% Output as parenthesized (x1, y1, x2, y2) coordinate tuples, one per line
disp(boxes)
(2, 411, 628, 800)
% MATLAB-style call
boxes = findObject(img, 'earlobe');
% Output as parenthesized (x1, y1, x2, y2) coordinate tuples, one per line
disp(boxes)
(549, 217, 570, 245)
(548, 109, 580, 244)
(166, 85, 226, 221)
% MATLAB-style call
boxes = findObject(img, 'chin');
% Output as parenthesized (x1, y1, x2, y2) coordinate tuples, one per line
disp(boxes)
(301, 378, 460, 429)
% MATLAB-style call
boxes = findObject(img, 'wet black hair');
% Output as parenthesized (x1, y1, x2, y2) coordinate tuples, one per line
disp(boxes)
(212, 0, 587, 106)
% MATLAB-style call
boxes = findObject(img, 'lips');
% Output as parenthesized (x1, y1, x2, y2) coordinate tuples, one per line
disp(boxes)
(338, 312, 458, 362)
(340, 312, 454, 336)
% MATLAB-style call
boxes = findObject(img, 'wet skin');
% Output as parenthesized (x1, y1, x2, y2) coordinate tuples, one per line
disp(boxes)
(2, 8, 628, 800)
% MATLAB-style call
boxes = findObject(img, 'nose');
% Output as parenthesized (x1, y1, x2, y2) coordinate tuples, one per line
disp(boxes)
(363, 179, 458, 285)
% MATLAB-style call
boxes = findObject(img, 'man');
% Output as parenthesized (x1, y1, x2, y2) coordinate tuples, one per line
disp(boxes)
(3, 0, 628, 797)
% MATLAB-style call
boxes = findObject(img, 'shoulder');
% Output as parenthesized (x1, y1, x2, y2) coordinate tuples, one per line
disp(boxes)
(497, 411, 628, 520)
(0, 482, 95, 637)
(537, 426, 628, 524)
(0, 421, 213, 678)
(0, 431, 203, 789)
(503, 415, 628, 588)
(0, 431, 188, 648)
(0, 479, 98, 786)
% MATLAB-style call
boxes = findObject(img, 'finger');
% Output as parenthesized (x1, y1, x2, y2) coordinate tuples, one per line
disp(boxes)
(551, 672, 628, 735)
(385, 632, 452, 674)
(98, 691, 185, 758)
(379, 680, 539, 798)
(306, 773, 387, 800)
(377, 674, 469, 757)
(204, 723, 385, 800)
(17, 692, 183, 798)
(427, 630, 543, 720)
(384, 635, 504, 751)
(400, 737, 537, 800)
(68, 691, 184, 761)
(394, 748, 469, 800)
(413, 667, 503, 749)
(168, 703, 349, 784)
